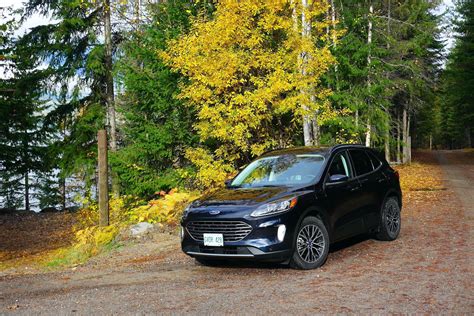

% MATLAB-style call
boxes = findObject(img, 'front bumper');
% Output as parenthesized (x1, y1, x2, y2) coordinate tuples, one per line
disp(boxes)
(183, 245, 292, 262)
(181, 213, 298, 263)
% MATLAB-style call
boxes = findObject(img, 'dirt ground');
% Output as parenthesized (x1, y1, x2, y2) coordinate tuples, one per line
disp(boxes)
(0, 150, 473, 314)
(0, 212, 76, 269)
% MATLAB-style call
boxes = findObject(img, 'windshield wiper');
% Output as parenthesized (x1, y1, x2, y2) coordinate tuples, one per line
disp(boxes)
(228, 184, 243, 189)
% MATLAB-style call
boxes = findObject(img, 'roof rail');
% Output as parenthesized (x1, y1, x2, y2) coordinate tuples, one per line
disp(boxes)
(329, 143, 366, 153)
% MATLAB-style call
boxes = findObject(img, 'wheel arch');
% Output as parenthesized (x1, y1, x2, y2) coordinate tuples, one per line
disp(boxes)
(292, 206, 333, 247)
(383, 189, 402, 210)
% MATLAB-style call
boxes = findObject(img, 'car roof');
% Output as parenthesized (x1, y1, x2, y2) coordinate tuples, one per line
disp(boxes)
(260, 144, 368, 158)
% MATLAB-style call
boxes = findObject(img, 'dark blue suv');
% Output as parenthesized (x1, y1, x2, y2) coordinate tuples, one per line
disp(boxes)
(180, 145, 402, 269)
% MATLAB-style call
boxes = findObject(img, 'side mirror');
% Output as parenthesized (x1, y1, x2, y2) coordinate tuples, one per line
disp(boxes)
(328, 174, 349, 183)
(225, 179, 232, 187)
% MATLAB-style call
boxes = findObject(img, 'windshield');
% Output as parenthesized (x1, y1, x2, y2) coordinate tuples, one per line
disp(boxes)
(230, 154, 325, 188)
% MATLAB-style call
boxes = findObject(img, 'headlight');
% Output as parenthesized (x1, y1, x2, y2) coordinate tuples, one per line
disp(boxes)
(182, 204, 192, 219)
(250, 197, 298, 217)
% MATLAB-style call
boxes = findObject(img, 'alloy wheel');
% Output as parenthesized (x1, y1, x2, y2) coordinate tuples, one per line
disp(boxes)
(385, 203, 400, 236)
(296, 224, 326, 263)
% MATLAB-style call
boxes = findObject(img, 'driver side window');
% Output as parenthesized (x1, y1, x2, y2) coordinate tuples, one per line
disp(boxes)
(328, 152, 352, 178)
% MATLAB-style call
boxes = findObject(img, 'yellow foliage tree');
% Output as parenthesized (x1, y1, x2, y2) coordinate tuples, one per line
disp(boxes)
(163, 0, 337, 188)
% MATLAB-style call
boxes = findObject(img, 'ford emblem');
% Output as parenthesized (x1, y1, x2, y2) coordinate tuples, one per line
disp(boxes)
(209, 210, 221, 215)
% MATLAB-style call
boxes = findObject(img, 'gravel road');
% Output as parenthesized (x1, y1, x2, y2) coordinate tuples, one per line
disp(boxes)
(0, 150, 473, 315)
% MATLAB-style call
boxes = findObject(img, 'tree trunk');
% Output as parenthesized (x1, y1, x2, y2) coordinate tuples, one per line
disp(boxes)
(384, 0, 391, 162)
(104, 0, 116, 152)
(311, 108, 320, 146)
(98, 130, 109, 227)
(429, 134, 433, 151)
(385, 111, 390, 162)
(365, 3, 373, 146)
(355, 108, 359, 129)
(407, 114, 411, 163)
(402, 106, 408, 164)
(60, 176, 66, 211)
(329, 0, 339, 91)
(365, 119, 371, 147)
(301, 0, 314, 146)
(330, 0, 337, 45)
(407, 136, 412, 163)
(24, 171, 29, 211)
(104, 0, 119, 195)
(465, 126, 472, 148)
(397, 110, 401, 163)
(303, 115, 313, 146)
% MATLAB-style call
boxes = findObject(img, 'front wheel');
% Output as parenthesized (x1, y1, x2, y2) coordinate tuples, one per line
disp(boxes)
(375, 196, 401, 241)
(290, 216, 329, 270)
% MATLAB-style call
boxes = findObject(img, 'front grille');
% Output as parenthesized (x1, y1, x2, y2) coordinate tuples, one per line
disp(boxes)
(186, 221, 252, 242)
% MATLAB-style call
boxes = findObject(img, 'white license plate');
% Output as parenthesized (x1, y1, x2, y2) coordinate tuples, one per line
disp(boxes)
(203, 233, 224, 247)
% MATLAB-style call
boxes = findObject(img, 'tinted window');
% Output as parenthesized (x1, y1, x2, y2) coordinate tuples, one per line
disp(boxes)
(367, 151, 382, 169)
(328, 151, 352, 178)
(350, 150, 374, 176)
(231, 154, 325, 187)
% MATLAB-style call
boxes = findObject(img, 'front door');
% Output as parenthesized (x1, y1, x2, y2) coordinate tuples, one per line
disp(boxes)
(324, 150, 365, 242)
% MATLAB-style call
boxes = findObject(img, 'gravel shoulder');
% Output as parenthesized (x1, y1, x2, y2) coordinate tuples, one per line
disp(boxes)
(0, 150, 473, 314)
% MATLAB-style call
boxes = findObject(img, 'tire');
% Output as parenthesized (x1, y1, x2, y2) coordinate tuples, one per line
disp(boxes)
(375, 196, 401, 241)
(290, 216, 330, 270)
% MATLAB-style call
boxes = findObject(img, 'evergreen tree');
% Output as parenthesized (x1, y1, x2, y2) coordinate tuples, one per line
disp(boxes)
(439, 0, 474, 148)
(0, 20, 50, 210)
(112, 0, 212, 196)
(324, 0, 443, 162)
(18, 0, 114, 195)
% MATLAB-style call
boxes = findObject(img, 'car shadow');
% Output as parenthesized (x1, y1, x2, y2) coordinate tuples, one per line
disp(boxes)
(329, 234, 372, 253)
(197, 234, 373, 270)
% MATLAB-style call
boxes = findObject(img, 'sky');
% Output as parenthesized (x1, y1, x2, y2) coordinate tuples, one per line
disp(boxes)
(2, 0, 457, 36)
(1, 0, 457, 50)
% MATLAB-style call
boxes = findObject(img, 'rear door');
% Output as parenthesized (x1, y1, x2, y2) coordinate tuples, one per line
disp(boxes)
(348, 149, 385, 230)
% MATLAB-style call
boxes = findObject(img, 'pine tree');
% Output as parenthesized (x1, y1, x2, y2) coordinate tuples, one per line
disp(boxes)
(439, 0, 474, 148)
(112, 0, 210, 197)
(19, 0, 116, 194)
(0, 21, 50, 210)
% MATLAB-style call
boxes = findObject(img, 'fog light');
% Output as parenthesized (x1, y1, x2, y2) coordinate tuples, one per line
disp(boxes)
(180, 226, 184, 241)
(277, 225, 286, 242)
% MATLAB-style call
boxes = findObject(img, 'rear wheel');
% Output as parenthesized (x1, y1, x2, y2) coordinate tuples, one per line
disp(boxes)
(290, 216, 329, 270)
(375, 196, 401, 241)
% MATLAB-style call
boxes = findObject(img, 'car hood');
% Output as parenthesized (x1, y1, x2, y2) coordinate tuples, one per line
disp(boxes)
(195, 186, 291, 207)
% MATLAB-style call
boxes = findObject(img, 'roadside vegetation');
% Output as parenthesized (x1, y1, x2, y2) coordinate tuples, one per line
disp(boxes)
(0, 1, 473, 268)
(0, 152, 447, 270)
(46, 191, 195, 268)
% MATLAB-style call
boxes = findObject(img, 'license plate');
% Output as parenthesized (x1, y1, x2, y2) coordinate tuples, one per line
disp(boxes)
(203, 233, 224, 247)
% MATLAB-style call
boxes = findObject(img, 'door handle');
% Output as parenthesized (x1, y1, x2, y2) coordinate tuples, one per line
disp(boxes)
(377, 178, 386, 183)
(350, 185, 361, 192)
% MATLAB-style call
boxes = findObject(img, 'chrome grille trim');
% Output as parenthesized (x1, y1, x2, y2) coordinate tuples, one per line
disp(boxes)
(186, 221, 253, 242)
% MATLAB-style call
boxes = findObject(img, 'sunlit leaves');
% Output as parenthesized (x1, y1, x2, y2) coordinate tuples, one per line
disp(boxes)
(163, 0, 337, 188)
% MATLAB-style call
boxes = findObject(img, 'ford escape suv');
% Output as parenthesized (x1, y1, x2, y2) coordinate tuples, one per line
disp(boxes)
(180, 144, 402, 269)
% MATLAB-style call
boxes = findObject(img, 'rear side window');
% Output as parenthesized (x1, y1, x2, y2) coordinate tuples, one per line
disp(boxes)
(367, 151, 382, 169)
(349, 150, 374, 176)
